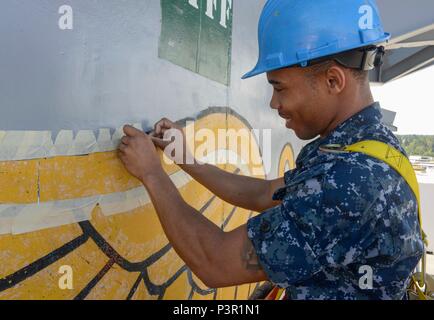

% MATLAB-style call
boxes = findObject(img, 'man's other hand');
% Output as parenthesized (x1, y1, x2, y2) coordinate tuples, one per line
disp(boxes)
(150, 118, 195, 165)
(118, 125, 163, 182)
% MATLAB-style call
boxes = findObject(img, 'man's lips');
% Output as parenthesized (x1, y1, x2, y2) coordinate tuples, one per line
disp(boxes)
(278, 113, 293, 128)
(278, 112, 291, 120)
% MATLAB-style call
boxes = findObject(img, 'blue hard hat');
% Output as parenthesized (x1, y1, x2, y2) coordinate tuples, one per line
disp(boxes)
(242, 0, 390, 79)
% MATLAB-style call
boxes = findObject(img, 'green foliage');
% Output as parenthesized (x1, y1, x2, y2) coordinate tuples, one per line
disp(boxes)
(397, 135, 434, 157)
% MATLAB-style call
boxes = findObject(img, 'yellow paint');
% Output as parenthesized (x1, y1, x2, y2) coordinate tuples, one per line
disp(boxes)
(147, 249, 185, 286)
(0, 223, 82, 278)
(222, 207, 250, 232)
(88, 178, 221, 263)
(217, 286, 237, 300)
(0, 110, 272, 300)
(163, 271, 190, 300)
(39, 152, 141, 202)
(235, 283, 251, 300)
(130, 280, 158, 300)
(0, 240, 108, 300)
(278, 143, 296, 177)
(192, 290, 215, 300)
(87, 205, 167, 263)
(0, 152, 179, 204)
(0, 160, 39, 203)
(204, 198, 226, 227)
(84, 265, 141, 300)
(39, 152, 179, 202)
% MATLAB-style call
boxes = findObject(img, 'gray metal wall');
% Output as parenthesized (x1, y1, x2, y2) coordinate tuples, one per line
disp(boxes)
(0, 0, 302, 178)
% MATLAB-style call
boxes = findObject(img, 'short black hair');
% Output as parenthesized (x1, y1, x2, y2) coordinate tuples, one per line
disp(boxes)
(305, 60, 368, 84)
(350, 68, 369, 82)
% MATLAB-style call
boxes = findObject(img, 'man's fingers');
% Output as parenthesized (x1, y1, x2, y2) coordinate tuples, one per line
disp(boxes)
(147, 130, 156, 137)
(123, 125, 143, 137)
(121, 136, 130, 145)
(151, 136, 170, 149)
(117, 151, 129, 166)
(155, 118, 175, 136)
(118, 142, 128, 153)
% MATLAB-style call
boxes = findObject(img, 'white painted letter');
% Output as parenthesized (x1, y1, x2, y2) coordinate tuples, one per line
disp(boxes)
(58, 265, 73, 290)
(58, 5, 73, 30)
(206, 0, 218, 19)
(188, 0, 199, 9)
(220, 0, 232, 28)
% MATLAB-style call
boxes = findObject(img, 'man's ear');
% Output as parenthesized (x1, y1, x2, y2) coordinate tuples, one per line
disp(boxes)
(325, 65, 346, 94)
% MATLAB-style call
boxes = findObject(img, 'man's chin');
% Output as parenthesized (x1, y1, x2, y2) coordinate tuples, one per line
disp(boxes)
(292, 129, 318, 141)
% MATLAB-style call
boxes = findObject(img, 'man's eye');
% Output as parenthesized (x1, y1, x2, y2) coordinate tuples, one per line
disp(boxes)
(274, 88, 283, 92)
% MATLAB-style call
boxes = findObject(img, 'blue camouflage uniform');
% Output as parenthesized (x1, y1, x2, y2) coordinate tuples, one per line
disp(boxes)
(247, 102, 424, 300)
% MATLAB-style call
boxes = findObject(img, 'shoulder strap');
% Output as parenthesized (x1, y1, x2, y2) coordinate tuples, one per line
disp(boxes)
(342, 140, 428, 292)
(343, 140, 427, 244)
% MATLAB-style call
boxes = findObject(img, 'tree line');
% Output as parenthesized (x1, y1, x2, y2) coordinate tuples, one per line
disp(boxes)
(397, 135, 434, 157)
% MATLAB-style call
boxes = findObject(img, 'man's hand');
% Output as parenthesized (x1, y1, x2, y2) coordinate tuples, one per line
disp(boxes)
(118, 125, 164, 183)
(150, 118, 195, 165)
(151, 118, 182, 147)
(149, 118, 284, 212)
(117, 122, 269, 288)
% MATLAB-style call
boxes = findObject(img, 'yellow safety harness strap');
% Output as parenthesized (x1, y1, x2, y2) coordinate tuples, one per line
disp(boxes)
(276, 140, 430, 300)
(342, 140, 428, 296)
(343, 140, 427, 244)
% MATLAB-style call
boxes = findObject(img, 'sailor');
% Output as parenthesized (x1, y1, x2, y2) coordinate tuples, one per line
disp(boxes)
(118, 0, 424, 300)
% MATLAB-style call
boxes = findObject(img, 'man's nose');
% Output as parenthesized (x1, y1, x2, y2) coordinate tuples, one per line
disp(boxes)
(270, 93, 280, 110)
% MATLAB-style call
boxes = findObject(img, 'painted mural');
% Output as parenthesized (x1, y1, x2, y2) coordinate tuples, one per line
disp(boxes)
(0, 1, 299, 299)
(0, 108, 295, 300)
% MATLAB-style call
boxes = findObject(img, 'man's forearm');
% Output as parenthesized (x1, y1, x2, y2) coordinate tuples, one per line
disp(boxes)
(179, 162, 278, 212)
(141, 168, 224, 286)
(118, 124, 268, 287)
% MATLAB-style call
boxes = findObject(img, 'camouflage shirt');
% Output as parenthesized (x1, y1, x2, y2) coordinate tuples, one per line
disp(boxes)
(247, 102, 424, 300)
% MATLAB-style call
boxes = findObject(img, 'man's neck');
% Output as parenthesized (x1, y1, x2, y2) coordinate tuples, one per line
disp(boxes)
(320, 90, 375, 139)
